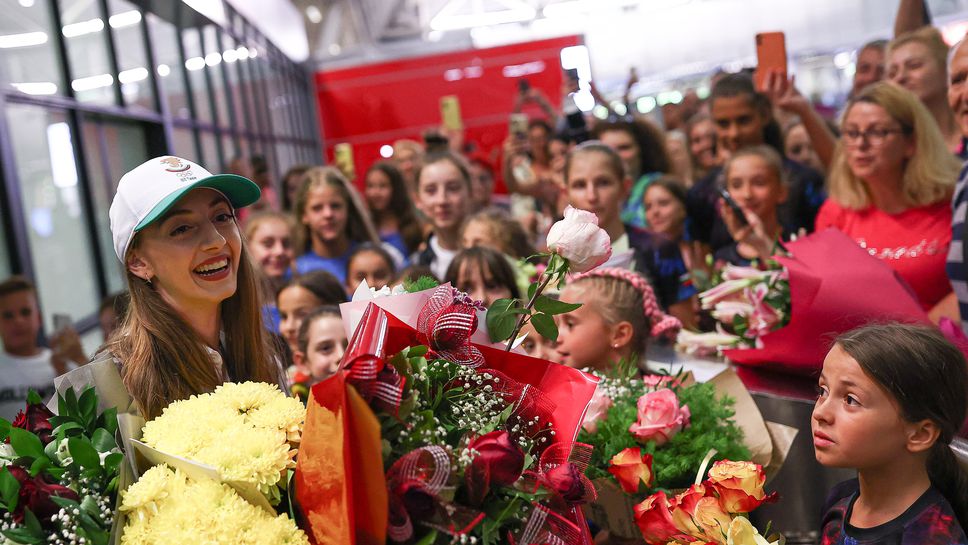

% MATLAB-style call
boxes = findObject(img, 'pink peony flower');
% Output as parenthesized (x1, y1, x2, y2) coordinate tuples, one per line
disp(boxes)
(628, 388, 690, 446)
(545, 206, 612, 273)
(581, 389, 613, 434)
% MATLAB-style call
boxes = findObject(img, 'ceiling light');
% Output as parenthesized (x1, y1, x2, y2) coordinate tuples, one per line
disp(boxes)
(0, 31, 47, 48)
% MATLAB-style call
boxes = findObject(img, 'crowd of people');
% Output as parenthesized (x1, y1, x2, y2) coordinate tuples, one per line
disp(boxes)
(1, 1, 967, 542)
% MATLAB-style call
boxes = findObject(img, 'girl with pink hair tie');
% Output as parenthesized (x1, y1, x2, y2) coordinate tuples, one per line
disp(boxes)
(553, 267, 681, 371)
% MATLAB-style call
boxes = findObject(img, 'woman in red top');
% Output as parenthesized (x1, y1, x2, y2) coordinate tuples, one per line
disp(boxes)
(817, 82, 961, 319)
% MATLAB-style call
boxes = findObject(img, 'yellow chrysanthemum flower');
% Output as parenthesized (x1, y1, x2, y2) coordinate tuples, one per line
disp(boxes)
(120, 466, 308, 545)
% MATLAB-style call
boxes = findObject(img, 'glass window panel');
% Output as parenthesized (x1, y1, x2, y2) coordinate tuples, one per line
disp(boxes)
(220, 32, 247, 134)
(181, 27, 211, 123)
(221, 132, 235, 163)
(171, 126, 196, 160)
(61, 0, 115, 106)
(78, 119, 118, 294)
(238, 39, 265, 137)
(101, 120, 147, 292)
(0, 220, 10, 279)
(146, 13, 190, 119)
(202, 25, 230, 127)
(6, 105, 99, 328)
(108, 0, 154, 111)
(199, 130, 219, 169)
(0, 0, 65, 96)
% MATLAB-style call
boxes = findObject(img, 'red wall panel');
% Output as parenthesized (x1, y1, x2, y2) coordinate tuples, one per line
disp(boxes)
(314, 35, 582, 191)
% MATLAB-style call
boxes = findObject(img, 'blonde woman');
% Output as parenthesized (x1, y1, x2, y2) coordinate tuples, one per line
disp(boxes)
(293, 166, 380, 284)
(888, 27, 961, 154)
(816, 82, 960, 319)
(107, 156, 280, 419)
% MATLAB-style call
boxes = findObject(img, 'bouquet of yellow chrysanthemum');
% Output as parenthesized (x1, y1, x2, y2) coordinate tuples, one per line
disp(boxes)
(137, 382, 304, 506)
(120, 465, 309, 545)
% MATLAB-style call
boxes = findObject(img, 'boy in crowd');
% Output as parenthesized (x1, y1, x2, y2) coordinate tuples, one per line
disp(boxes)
(0, 276, 85, 420)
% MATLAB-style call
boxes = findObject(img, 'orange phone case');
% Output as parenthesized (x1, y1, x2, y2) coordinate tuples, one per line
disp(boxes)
(754, 31, 787, 90)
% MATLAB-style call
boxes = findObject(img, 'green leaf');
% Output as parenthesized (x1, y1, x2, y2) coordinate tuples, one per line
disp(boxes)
(486, 302, 518, 343)
(103, 452, 123, 477)
(534, 295, 581, 315)
(530, 312, 558, 341)
(414, 530, 439, 545)
(527, 282, 538, 301)
(0, 467, 20, 512)
(68, 437, 101, 470)
(28, 457, 47, 477)
(26, 391, 42, 406)
(406, 345, 428, 358)
(23, 509, 42, 534)
(50, 496, 80, 510)
(63, 388, 79, 416)
(79, 387, 98, 425)
(51, 421, 84, 437)
(0, 419, 9, 443)
(8, 427, 45, 460)
(97, 407, 118, 437)
(91, 428, 116, 453)
(2, 527, 44, 544)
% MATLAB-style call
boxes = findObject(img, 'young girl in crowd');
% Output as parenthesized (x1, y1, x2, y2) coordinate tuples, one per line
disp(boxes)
(344, 242, 396, 294)
(364, 161, 424, 258)
(565, 142, 696, 326)
(716, 146, 790, 266)
(817, 82, 959, 318)
(244, 211, 297, 332)
(685, 113, 721, 182)
(276, 270, 346, 355)
(413, 152, 473, 279)
(294, 166, 380, 284)
(554, 267, 681, 371)
(688, 73, 825, 250)
(444, 246, 521, 306)
(461, 209, 536, 259)
(292, 306, 347, 395)
(644, 177, 690, 262)
(815, 323, 967, 544)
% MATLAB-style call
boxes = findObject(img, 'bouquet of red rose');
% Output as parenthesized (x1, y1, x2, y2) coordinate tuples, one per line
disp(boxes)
(0, 388, 123, 545)
(296, 284, 601, 545)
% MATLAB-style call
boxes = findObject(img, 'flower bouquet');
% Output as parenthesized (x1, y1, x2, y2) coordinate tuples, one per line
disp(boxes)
(0, 388, 123, 545)
(677, 229, 929, 374)
(118, 381, 308, 545)
(297, 283, 601, 545)
(634, 460, 780, 545)
(576, 363, 768, 539)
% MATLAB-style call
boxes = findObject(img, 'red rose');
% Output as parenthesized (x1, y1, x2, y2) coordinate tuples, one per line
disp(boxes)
(465, 431, 525, 506)
(543, 463, 586, 504)
(6, 465, 79, 527)
(396, 481, 436, 520)
(24, 402, 55, 445)
(468, 431, 525, 487)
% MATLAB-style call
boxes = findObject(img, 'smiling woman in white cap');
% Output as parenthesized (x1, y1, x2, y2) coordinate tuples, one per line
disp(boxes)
(105, 156, 280, 419)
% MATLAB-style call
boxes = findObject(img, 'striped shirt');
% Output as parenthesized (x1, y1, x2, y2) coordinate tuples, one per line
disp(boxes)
(947, 162, 968, 333)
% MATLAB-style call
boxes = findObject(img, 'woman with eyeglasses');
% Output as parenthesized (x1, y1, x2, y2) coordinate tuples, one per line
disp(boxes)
(816, 82, 960, 320)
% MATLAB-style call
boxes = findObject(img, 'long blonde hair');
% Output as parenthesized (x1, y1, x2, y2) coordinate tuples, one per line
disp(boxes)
(109, 234, 279, 420)
(294, 166, 379, 253)
(828, 82, 958, 209)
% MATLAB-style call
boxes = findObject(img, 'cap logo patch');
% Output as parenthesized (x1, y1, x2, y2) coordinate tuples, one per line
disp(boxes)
(160, 157, 190, 173)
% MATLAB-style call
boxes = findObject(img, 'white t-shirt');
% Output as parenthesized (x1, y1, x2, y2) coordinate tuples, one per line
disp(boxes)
(428, 235, 458, 280)
(0, 349, 58, 421)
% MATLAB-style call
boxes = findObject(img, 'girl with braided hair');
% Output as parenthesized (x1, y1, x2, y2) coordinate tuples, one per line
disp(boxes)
(553, 267, 681, 371)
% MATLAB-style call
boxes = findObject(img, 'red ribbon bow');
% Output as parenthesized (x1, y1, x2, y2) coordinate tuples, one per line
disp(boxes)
(416, 285, 486, 368)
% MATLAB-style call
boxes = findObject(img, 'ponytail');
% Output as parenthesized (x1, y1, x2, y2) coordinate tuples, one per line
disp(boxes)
(928, 440, 968, 529)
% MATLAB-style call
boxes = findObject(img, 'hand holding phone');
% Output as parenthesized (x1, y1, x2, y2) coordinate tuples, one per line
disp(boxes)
(753, 31, 787, 91)
(719, 188, 749, 227)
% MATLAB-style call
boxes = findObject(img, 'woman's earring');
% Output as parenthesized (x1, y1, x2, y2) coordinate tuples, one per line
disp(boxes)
(144, 275, 153, 287)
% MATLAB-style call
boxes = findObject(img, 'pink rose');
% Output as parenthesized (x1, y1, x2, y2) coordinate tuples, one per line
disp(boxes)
(628, 388, 690, 446)
(545, 206, 612, 273)
(581, 389, 613, 434)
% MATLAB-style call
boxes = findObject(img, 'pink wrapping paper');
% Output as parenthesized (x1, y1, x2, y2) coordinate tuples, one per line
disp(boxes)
(723, 229, 929, 374)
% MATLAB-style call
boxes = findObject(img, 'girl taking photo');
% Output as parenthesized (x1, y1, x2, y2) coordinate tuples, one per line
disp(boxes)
(106, 156, 281, 419)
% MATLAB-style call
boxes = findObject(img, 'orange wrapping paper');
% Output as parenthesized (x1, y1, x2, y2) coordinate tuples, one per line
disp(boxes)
(296, 372, 388, 545)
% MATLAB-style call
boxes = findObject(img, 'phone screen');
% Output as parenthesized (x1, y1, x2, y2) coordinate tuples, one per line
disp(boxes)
(719, 189, 749, 226)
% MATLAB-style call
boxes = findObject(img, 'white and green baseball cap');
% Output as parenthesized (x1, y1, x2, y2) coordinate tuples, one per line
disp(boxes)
(109, 156, 261, 262)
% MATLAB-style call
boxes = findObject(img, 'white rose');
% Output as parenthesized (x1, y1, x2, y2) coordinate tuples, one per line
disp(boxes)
(545, 206, 612, 273)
